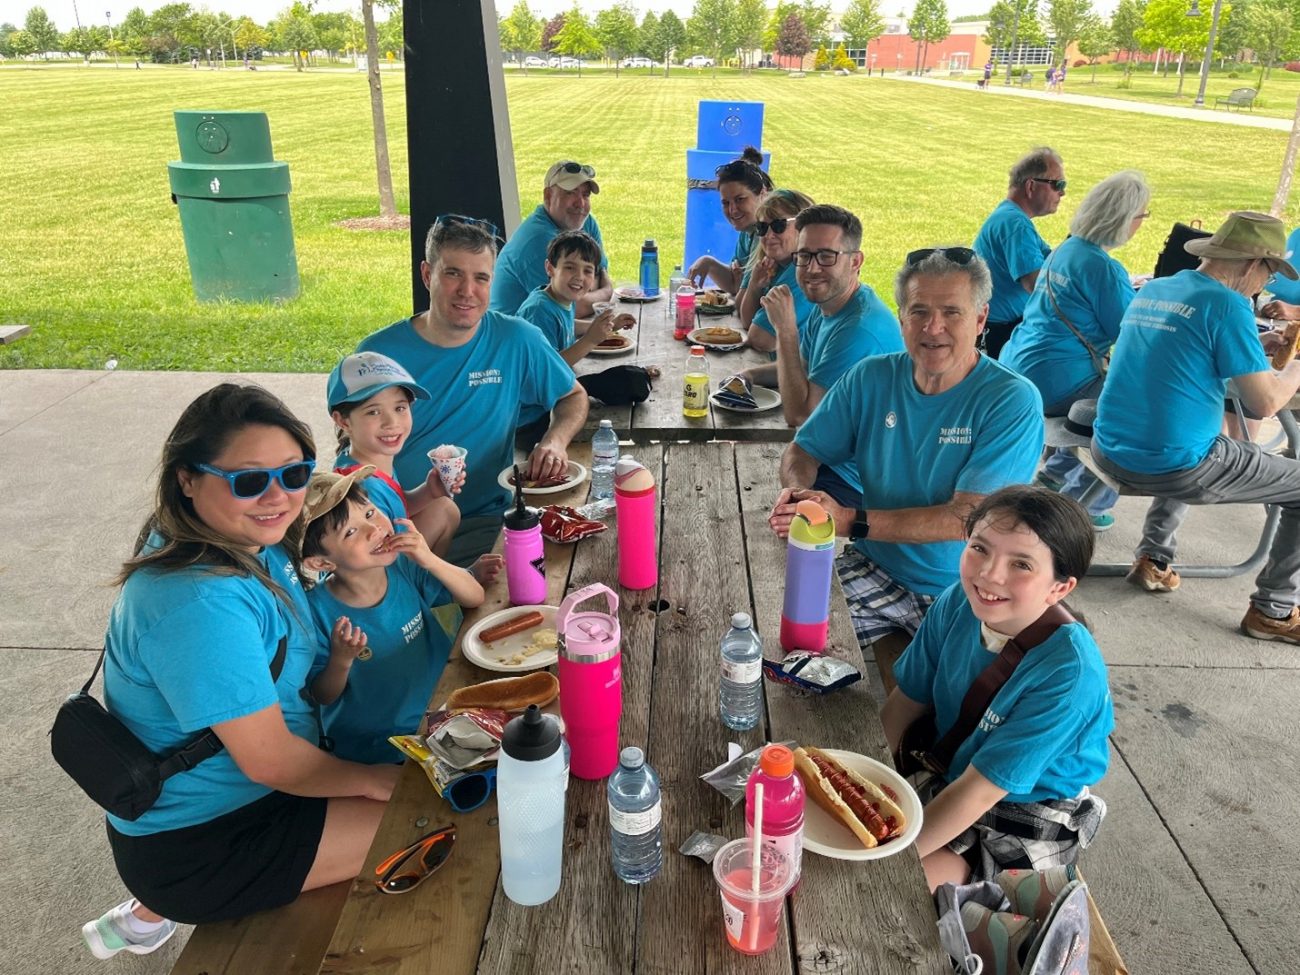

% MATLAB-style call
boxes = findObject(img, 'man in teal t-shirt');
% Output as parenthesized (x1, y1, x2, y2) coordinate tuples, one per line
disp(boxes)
(738, 205, 904, 506)
(1092, 212, 1300, 644)
(770, 247, 1043, 654)
(490, 160, 612, 317)
(972, 147, 1065, 358)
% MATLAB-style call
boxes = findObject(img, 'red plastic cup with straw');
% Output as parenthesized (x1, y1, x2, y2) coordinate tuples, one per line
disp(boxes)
(712, 804, 793, 956)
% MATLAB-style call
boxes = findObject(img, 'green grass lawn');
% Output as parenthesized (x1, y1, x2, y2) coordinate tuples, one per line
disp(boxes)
(1059, 61, 1300, 118)
(1, 64, 1295, 372)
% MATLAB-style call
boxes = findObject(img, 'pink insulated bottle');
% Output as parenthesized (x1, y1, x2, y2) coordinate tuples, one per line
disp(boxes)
(744, 744, 805, 880)
(557, 584, 624, 779)
(503, 466, 547, 606)
(614, 457, 657, 591)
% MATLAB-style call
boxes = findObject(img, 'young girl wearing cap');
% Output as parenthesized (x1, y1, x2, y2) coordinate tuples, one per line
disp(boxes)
(881, 485, 1113, 891)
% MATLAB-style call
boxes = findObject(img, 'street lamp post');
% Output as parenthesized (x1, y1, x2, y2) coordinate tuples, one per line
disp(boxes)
(1005, 0, 1023, 85)
(1189, 0, 1225, 108)
(106, 10, 118, 67)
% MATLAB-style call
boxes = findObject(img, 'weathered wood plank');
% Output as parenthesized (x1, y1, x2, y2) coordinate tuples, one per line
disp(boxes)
(734, 443, 949, 974)
(638, 442, 791, 974)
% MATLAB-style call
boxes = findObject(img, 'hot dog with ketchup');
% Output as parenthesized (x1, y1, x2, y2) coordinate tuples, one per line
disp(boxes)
(792, 746, 906, 849)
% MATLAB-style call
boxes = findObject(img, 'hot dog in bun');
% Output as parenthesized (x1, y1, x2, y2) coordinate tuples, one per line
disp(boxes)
(1271, 320, 1300, 370)
(793, 746, 907, 849)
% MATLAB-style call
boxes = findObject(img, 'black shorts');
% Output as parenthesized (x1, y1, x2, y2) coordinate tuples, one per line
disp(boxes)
(107, 790, 328, 924)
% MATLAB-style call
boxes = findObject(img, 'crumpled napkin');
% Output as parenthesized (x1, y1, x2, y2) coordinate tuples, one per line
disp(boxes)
(715, 373, 757, 410)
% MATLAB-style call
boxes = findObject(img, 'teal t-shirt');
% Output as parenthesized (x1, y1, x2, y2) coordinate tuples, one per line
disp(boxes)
(894, 584, 1113, 803)
(795, 353, 1044, 595)
(745, 261, 815, 342)
(1001, 237, 1136, 408)
(973, 199, 1051, 323)
(333, 451, 408, 527)
(357, 313, 578, 518)
(103, 541, 321, 836)
(307, 557, 457, 765)
(490, 205, 607, 315)
(1265, 228, 1300, 303)
(1094, 270, 1268, 474)
(733, 228, 757, 269)
(515, 285, 576, 353)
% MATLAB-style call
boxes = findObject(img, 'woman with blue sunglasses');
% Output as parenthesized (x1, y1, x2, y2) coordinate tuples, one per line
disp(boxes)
(81, 384, 399, 960)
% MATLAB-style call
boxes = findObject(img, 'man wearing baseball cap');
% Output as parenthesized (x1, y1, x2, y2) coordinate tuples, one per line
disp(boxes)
(1092, 211, 1300, 643)
(489, 160, 613, 316)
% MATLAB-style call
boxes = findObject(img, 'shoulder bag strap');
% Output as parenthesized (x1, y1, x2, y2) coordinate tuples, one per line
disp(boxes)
(927, 603, 1075, 772)
(1043, 258, 1110, 378)
(80, 648, 108, 696)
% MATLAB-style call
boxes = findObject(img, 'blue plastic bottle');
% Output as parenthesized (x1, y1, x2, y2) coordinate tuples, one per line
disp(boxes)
(607, 746, 663, 884)
(639, 239, 659, 297)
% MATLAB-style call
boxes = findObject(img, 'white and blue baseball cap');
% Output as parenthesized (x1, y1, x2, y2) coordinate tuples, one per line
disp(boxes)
(327, 351, 431, 411)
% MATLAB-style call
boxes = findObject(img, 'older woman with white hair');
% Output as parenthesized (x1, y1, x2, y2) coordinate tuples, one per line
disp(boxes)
(1001, 170, 1152, 530)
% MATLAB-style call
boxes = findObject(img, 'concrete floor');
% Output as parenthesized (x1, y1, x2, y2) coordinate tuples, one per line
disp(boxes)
(3, 369, 1294, 974)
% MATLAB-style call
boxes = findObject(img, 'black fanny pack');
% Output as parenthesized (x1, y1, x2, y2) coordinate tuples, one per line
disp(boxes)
(50, 638, 285, 821)
(578, 365, 654, 405)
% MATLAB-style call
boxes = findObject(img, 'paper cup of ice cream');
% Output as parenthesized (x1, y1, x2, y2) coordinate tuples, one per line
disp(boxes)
(428, 444, 468, 493)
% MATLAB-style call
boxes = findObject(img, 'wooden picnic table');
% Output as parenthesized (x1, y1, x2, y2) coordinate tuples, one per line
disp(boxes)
(174, 440, 948, 975)
(576, 295, 795, 444)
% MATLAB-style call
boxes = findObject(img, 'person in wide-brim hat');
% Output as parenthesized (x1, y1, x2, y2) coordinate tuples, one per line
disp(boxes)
(1184, 209, 1298, 280)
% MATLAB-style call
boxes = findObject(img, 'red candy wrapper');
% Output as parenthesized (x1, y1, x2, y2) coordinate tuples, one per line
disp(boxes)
(540, 504, 608, 544)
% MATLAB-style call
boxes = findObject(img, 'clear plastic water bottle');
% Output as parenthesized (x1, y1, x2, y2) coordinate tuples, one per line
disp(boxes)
(668, 264, 687, 320)
(607, 746, 663, 884)
(719, 612, 764, 730)
(497, 706, 567, 905)
(590, 419, 620, 501)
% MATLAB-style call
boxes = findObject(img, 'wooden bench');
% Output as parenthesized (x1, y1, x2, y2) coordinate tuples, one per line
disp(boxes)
(1215, 87, 1257, 111)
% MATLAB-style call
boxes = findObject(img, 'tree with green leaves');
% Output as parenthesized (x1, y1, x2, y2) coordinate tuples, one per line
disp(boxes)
(775, 10, 811, 65)
(541, 13, 565, 50)
(833, 41, 856, 68)
(276, 3, 317, 71)
(595, 3, 637, 72)
(376, 8, 402, 59)
(800, 1, 833, 47)
(839, 0, 885, 54)
(234, 16, 268, 57)
(147, 3, 201, 62)
(1076, 13, 1112, 80)
(0, 22, 18, 56)
(552, 5, 601, 74)
(1215, 0, 1248, 60)
(502, 1, 542, 68)
(1110, 0, 1146, 78)
(908, 0, 950, 72)
(813, 43, 830, 67)
(1246, 0, 1291, 90)
(658, 10, 688, 73)
(1135, 0, 1228, 95)
(732, 0, 765, 68)
(1047, 0, 1091, 64)
(688, 0, 736, 73)
(62, 26, 106, 60)
(118, 7, 150, 57)
(24, 6, 59, 57)
(764, 1, 799, 50)
(985, 0, 1044, 78)
(636, 10, 659, 57)
(8, 27, 35, 56)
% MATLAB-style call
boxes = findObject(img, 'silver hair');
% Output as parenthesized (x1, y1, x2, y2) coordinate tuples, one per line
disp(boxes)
(1008, 147, 1063, 190)
(894, 248, 994, 310)
(1068, 171, 1151, 249)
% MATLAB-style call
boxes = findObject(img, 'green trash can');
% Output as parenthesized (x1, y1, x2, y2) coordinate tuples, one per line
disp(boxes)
(168, 110, 300, 303)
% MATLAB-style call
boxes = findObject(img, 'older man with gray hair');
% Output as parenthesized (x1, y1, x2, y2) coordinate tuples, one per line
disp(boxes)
(769, 247, 1044, 662)
(973, 147, 1067, 358)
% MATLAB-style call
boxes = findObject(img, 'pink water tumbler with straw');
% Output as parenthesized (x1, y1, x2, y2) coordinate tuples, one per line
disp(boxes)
(614, 457, 657, 590)
(557, 583, 624, 779)
(503, 465, 547, 606)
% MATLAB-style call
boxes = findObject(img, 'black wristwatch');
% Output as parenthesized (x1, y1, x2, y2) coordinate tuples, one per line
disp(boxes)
(849, 509, 870, 540)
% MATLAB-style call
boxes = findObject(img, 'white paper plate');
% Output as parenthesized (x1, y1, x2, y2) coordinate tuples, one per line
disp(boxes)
(614, 286, 662, 303)
(588, 335, 635, 356)
(710, 386, 782, 414)
(497, 461, 588, 496)
(800, 748, 924, 861)
(688, 327, 745, 351)
(461, 605, 559, 672)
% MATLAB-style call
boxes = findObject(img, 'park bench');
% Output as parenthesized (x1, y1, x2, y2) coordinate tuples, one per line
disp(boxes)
(1018, 71, 1033, 86)
(1215, 87, 1257, 112)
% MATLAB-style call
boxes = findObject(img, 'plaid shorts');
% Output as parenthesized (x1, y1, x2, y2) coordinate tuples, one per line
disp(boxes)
(835, 546, 936, 650)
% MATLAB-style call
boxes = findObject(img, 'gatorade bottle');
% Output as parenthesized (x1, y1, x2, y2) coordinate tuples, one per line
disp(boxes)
(744, 744, 805, 880)
(683, 345, 709, 418)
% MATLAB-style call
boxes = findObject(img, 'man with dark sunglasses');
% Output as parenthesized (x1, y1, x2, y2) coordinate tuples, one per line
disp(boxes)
(490, 160, 613, 316)
(973, 146, 1066, 358)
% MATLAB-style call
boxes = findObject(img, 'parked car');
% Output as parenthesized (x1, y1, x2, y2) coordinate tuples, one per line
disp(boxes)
(621, 56, 657, 68)
(683, 55, 715, 68)
(523, 55, 547, 68)
(548, 55, 586, 69)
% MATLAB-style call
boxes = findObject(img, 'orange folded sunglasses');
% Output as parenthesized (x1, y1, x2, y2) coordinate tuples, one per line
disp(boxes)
(373, 824, 456, 895)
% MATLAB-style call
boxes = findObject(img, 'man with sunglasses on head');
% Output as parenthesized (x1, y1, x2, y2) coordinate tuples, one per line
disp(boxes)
(737, 204, 903, 509)
(769, 247, 1043, 667)
(359, 215, 588, 565)
(490, 160, 613, 317)
(973, 147, 1066, 358)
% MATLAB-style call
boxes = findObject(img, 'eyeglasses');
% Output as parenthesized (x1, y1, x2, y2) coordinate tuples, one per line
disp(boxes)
(556, 161, 597, 178)
(1136, 211, 1151, 219)
(1030, 177, 1068, 193)
(793, 249, 856, 267)
(905, 246, 977, 267)
(374, 824, 456, 894)
(193, 459, 315, 499)
(754, 217, 790, 237)
(433, 213, 500, 239)
(443, 766, 497, 813)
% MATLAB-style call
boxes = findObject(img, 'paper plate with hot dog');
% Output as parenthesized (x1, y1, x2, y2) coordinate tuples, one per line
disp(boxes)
(794, 746, 923, 861)
(462, 605, 559, 673)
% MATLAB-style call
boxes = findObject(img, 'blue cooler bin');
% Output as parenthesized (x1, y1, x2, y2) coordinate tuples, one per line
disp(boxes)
(683, 101, 768, 281)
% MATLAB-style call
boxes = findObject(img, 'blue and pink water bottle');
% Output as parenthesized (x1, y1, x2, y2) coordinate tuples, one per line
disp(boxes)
(503, 465, 547, 606)
(779, 500, 835, 652)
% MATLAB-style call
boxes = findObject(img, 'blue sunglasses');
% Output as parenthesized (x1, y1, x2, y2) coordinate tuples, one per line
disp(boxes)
(443, 766, 497, 813)
(193, 459, 316, 499)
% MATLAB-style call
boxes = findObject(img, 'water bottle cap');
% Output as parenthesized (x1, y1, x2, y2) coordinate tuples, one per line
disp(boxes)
(502, 466, 539, 530)
(731, 612, 752, 629)
(643, 239, 656, 248)
(690, 345, 706, 354)
(759, 744, 794, 778)
(599, 419, 613, 428)
(501, 705, 562, 761)
(619, 746, 645, 769)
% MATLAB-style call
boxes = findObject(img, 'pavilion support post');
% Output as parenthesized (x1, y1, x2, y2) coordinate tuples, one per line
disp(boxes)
(403, 0, 520, 313)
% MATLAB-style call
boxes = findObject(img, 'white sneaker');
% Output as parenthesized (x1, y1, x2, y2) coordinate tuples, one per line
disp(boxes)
(82, 899, 177, 960)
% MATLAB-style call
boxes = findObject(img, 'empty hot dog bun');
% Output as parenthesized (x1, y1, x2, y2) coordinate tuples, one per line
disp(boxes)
(447, 672, 559, 712)
(793, 746, 906, 849)
(1271, 320, 1300, 370)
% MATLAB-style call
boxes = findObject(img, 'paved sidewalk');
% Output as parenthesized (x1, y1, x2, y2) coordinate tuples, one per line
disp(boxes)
(890, 72, 1294, 131)
(3, 368, 1295, 974)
